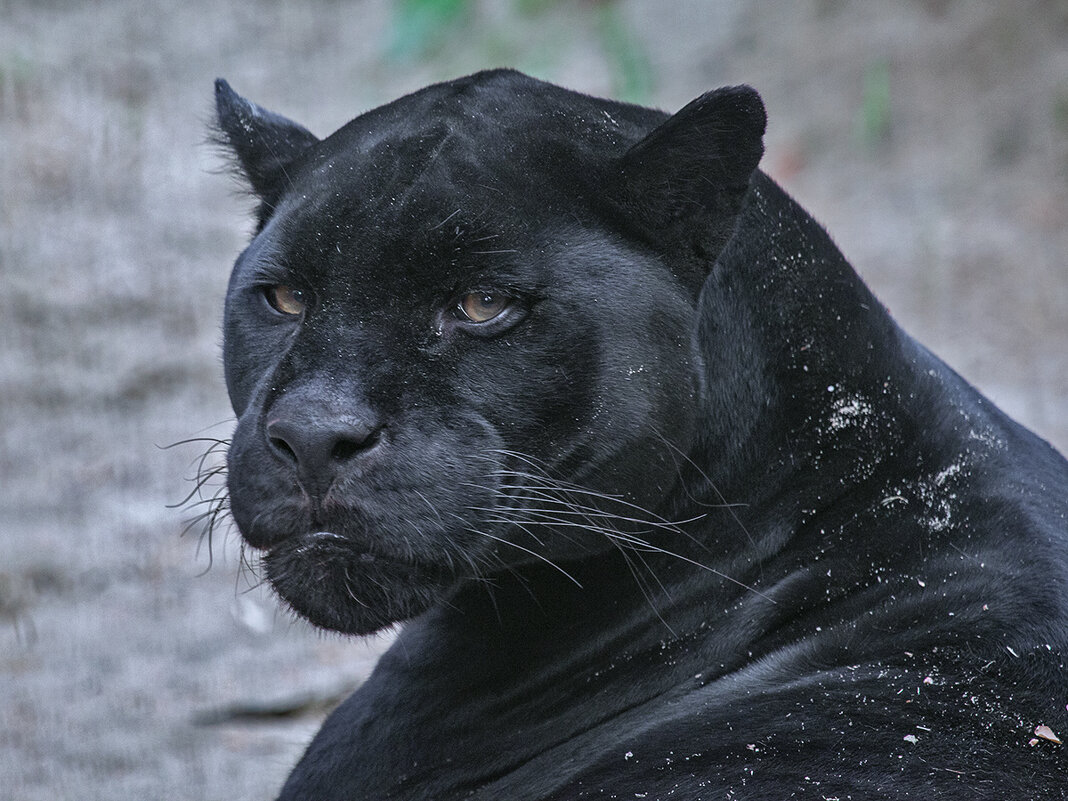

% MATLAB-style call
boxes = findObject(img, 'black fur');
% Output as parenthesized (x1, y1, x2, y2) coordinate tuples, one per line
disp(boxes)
(212, 70, 1068, 799)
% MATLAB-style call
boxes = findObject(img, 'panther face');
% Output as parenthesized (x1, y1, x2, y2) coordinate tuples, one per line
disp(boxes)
(216, 71, 764, 634)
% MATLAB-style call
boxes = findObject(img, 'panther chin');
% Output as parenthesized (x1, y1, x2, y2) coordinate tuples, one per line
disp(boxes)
(262, 531, 457, 635)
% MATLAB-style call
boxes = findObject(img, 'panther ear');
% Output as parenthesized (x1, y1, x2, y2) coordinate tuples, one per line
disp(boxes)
(213, 79, 319, 201)
(616, 85, 766, 257)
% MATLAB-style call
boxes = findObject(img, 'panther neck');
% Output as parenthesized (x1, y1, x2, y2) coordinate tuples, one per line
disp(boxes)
(686, 171, 912, 514)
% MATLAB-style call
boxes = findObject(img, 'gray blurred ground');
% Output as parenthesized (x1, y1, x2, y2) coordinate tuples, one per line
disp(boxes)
(1, 1, 1065, 798)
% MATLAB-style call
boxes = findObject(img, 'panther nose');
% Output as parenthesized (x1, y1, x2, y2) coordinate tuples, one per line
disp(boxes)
(266, 414, 383, 498)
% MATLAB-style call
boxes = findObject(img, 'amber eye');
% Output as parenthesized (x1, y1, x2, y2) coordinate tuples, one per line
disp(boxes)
(458, 292, 509, 323)
(264, 285, 307, 316)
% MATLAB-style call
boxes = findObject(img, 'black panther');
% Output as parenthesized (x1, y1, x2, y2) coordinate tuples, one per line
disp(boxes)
(211, 70, 1068, 798)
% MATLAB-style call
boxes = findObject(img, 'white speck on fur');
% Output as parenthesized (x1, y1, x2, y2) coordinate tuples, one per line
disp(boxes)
(934, 462, 962, 485)
(826, 395, 875, 433)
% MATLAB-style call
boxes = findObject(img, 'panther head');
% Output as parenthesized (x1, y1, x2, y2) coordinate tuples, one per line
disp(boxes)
(214, 70, 765, 634)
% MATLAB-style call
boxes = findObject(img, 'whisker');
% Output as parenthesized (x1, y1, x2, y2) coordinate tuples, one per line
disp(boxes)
(158, 436, 231, 451)
(489, 469, 702, 529)
(485, 489, 707, 533)
(484, 469, 777, 602)
(491, 467, 720, 559)
(652, 428, 756, 547)
(613, 544, 678, 638)
(168, 435, 235, 573)
(430, 207, 461, 230)
(413, 490, 444, 527)
(169, 462, 228, 508)
(466, 527, 584, 588)
(342, 565, 370, 608)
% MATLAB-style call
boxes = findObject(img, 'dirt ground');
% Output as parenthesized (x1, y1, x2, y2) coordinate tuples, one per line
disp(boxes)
(1, 1, 1065, 798)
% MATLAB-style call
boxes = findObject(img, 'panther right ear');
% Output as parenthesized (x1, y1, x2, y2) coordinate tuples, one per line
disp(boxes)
(615, 85, 766, 259)
(214, 79, 319, 202)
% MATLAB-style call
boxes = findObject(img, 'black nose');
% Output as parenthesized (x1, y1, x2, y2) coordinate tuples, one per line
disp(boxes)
(266, 414, 382, 499)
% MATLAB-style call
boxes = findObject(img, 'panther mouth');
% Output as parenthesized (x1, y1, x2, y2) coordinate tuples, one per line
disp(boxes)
(291, 530, 349, 555)
(262, 528, 459, 635)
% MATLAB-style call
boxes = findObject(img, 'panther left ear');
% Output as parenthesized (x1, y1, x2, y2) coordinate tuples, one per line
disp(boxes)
(214, 79, 319, 204)
(616, 85, 766, 257)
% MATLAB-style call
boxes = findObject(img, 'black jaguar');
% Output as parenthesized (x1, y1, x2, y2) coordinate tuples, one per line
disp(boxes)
(211, 70, 1068, 799)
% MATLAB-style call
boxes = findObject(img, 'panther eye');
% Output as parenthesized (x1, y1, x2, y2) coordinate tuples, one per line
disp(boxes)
(264, 285, 307, 316)
(458, 292, 509, 323)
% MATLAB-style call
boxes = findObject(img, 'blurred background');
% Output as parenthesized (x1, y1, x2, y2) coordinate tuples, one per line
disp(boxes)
(1, 1, 1066, 798)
